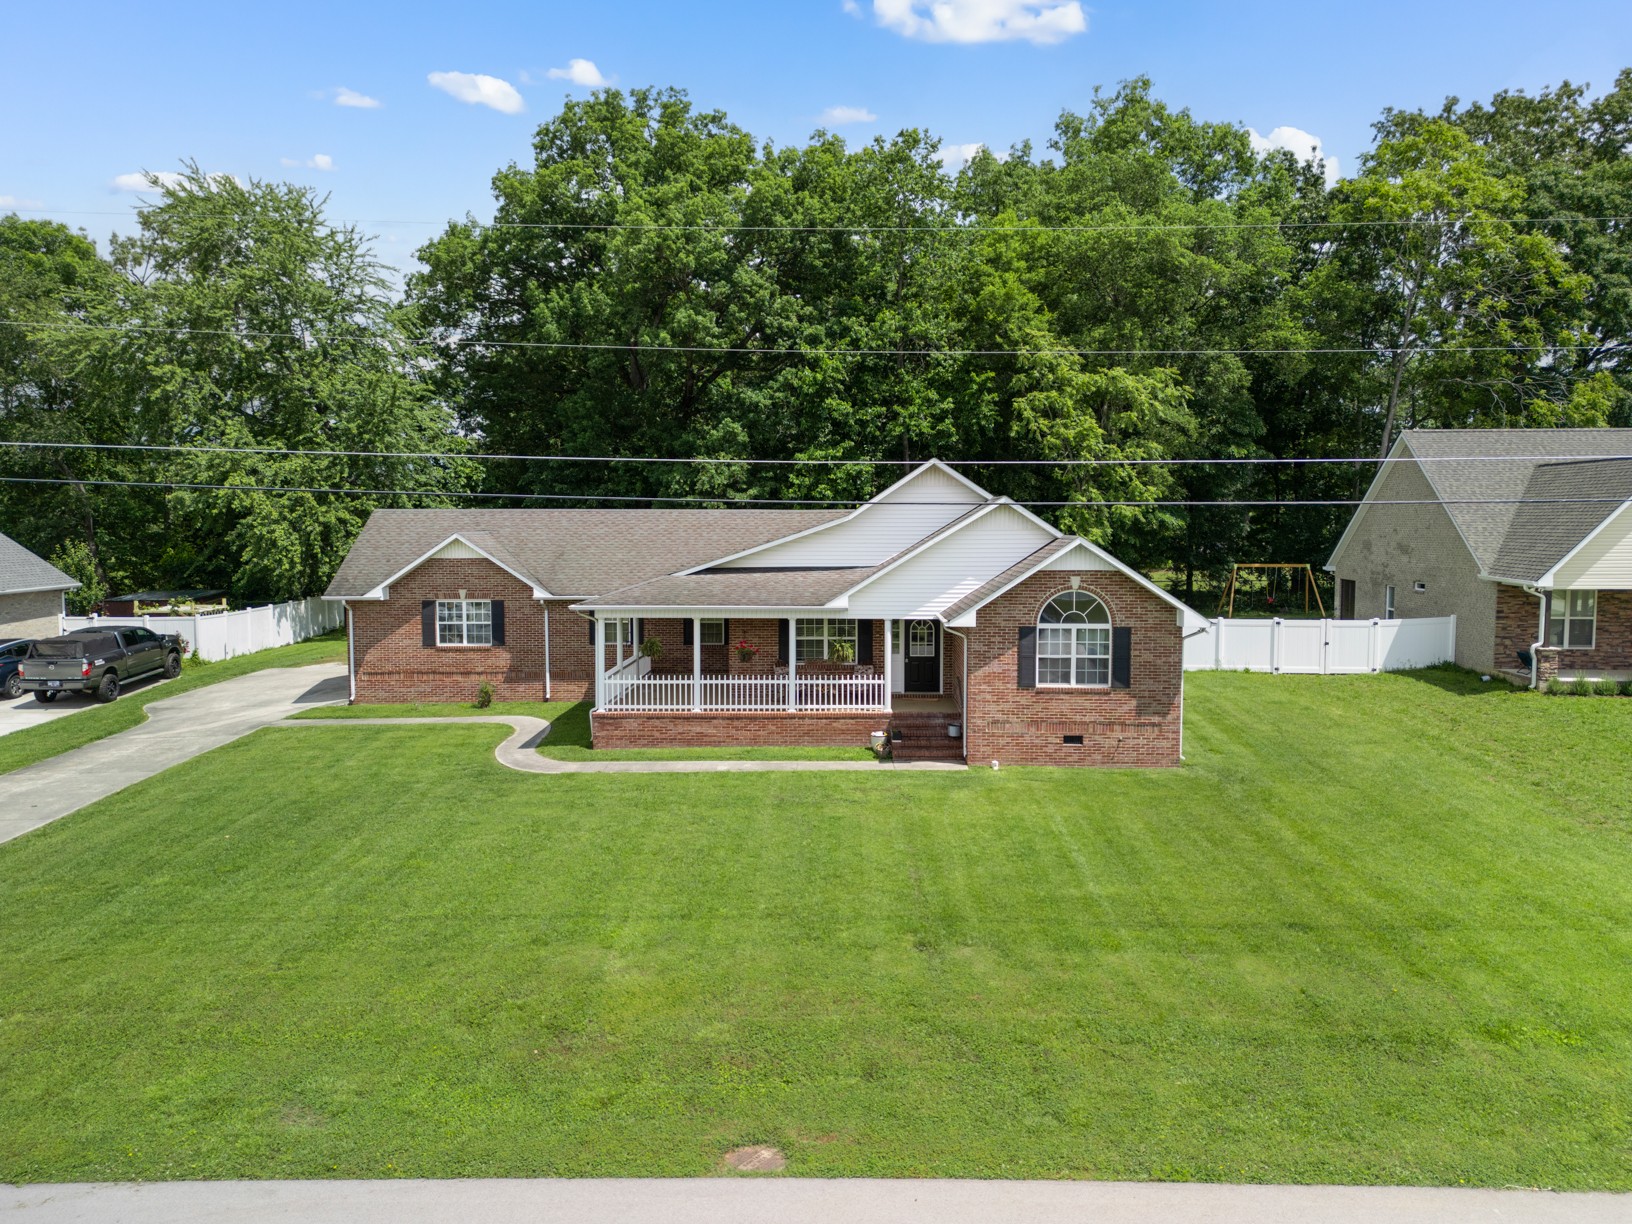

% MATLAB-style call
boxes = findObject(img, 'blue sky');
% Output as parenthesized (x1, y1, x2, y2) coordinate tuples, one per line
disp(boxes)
(4, 1, 1629, 276)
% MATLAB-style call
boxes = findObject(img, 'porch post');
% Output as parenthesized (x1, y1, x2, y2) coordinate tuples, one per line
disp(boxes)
(882, 618, 894, 706)
(786, 616, 797, 711)
(594, 615, 607, 709)
(692, 616, 702, 712)
(615, 617, 625, 673)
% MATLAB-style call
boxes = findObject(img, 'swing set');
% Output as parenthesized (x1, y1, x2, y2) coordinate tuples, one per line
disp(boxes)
(1215, 563, 1328, 618)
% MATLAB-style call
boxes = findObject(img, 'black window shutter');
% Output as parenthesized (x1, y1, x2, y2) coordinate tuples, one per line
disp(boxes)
(777, 621, 789, 664)
(682, 619, 694, 646)
(588, 617, 596, 644)
(722, 618, 729, 647)
(422, 600, 436, 647)
(635, 618, 644, 647)
(857, 619, 874, 664)
(1111, 626, 1132, 689)
(1017, 625, 1036, 689)
(491, 600, 505, 646)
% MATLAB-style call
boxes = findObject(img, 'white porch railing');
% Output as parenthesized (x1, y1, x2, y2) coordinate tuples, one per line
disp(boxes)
(602, 670, 888, 713)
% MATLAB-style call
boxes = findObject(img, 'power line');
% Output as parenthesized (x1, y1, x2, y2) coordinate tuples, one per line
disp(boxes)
(9, 203, 1631, 234)
(0, 319, 1596, 358)
(2, 474, 1627, 509)
(5, 439, 1632, 467)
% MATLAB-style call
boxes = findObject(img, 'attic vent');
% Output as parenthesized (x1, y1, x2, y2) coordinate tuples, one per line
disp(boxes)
(432, 538, 485, 560)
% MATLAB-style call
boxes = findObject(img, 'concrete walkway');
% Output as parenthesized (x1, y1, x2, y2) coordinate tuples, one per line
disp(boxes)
(276, 714, 967, 773)
(0, 665, 347, 845)
(4, 1178, 1627, 1223)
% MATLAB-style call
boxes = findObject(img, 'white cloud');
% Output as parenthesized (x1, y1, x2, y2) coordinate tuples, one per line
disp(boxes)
(842, 0, 861, 13)
(280, 154, 336, 171)
(0, 194, 44, 208)
(819, 104, 878, 125)
(333, 86, 382, 109)
(936, 142, 987, 170)
(427, 70, 525, 114)
(111, 171, 188, 193)
(1248, 125, 1341, 187)
(870, 0, 1086, 44)
(546, 58, 609, 87)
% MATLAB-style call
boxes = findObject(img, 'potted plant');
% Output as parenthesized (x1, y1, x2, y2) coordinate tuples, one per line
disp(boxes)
(827, 640, 856, 665)
(735, 639, 758, 664)
(640, 637, 663, 660)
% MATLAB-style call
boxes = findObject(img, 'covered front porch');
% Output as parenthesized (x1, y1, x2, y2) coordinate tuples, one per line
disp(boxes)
(589, 613, 957, 715)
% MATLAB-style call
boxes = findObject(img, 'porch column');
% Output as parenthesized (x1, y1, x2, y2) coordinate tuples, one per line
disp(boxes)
(882, 618, 894, 707)
(615, 617, 625, 673)
(692, 616, 702, 712)
(594, 615, 607, 709)
(786, 616, 797, 711)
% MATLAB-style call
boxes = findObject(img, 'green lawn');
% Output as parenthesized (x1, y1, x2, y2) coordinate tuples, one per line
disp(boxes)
(2, 668, 1631, 1187)
(0, 632, 346, 776)
(535, 701, 877, 761)
(289, 699, 566, 721)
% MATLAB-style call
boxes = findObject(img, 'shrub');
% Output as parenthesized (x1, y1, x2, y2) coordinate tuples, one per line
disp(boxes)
(475, 680, 494, 709)
(1621, 680, 1632, 698)
(1595, 677, 1621, 697)
(1569, 672, 1595, 696)
(1545, 677, 1568, 695)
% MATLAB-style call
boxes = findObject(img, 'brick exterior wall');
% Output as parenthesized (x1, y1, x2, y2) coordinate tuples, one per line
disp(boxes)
(350, 559, 596, 703)
(1495, 581, 1632, 678)
(0, 588, 66, 640)
(963, 570, 1183, 768)
(592, 710, 886, 749)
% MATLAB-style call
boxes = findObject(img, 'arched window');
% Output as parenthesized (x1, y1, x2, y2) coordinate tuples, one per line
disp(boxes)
(1037, 591, 1111, 687)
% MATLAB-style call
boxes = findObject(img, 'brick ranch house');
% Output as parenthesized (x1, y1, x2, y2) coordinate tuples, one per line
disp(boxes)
(324, 461, 1209, 765)
(1327, 428, 1632, 687)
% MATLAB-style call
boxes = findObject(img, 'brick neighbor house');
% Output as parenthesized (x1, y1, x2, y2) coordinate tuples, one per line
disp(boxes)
(324, 461, 1208, 765)
(1326, 428, 1632, 687)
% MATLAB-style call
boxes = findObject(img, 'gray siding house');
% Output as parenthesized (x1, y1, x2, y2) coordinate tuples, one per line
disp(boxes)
(0, 533, 79, 641)
(1326, 429, 1632, 685)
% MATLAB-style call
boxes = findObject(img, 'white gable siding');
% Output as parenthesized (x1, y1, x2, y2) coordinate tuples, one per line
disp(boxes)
(847, 505, 1054, 617)
(1552, 503, 1632, 589)
(719, 464, 987, 569)
(431, 538, 487, 560)
(1041, 545, 1115, 572)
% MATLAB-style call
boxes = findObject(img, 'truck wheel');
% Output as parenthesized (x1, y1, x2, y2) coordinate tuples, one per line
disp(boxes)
(162, 651, 182, 679)
(35, 691, 58, 704)
(3, 673, 21, 699)
(94, 673, 120, 704)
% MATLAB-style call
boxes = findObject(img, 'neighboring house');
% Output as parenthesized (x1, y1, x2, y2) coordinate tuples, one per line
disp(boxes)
(1326, 428, 1632, 685)
(0, 533, 80, 640)
(325, 461, 1209, 766)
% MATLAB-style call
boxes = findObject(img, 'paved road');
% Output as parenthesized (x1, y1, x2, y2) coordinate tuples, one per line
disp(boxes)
(278, 714, 967, 773)
(3, 1178, 1627, 1223)
(0, 664, 346, 844)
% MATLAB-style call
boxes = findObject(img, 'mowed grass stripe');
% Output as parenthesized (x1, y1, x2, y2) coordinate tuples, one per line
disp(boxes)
(0, 670, 1630, 1185)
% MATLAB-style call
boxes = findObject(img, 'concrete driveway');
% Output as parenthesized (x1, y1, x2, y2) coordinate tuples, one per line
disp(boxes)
(0, 666, 189, 739)
(0, 664, 346, 845)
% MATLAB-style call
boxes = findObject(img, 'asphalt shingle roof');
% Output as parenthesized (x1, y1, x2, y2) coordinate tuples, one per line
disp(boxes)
(1402, 428, 1632, 574)
(0, 533, 79, 596)
(1488, 458, 1632, 582)
(323, 508, 846, 599)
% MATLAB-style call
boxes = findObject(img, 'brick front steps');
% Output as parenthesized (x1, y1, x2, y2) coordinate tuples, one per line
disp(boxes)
(890, 711, 965, 763)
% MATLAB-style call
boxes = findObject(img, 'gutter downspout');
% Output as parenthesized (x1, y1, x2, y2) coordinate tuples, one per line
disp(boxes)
(943, 624, 970, 762)
(1523, 585, 1548, 690)
(542, 599, 552, 701)
(346, 605, 356, 704)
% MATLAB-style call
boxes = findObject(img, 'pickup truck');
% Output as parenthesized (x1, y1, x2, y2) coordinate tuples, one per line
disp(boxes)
(20, 626, 183, 704)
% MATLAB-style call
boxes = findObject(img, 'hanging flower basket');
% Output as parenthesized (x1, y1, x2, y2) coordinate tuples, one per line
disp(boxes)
(735, 639, 759, 663)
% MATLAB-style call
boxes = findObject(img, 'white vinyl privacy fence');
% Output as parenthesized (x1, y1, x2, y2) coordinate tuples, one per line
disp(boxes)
(61, 596, 343, 662)
(1184, 616, 1457, 675)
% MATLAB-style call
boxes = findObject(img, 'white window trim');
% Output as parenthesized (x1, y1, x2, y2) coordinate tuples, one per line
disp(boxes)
(1548, 590, 1597, 650)
(1036, 591, 1112, 689)
(700, 618, 726, 646)
(796, 617, 858, 662)
(1384, 585, 1396, 619)
(436, 598, 493, 647)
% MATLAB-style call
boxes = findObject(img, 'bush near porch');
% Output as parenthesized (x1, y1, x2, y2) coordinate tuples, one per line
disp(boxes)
(1, 668, 1631, 1187)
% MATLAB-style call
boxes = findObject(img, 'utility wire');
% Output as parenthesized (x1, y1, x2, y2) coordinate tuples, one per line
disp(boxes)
(8, 204, 1632, 233)
(4, 439, 1632, 467)
(2, 474, 1627, 509)
(0, 319, 1596, 358)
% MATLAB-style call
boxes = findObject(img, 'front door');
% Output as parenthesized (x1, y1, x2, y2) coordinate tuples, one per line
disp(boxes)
(904, 619, 940, 693)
